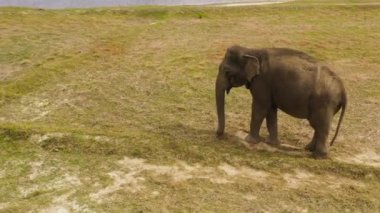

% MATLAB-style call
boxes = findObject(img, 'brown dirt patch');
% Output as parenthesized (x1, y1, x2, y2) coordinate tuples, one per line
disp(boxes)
(0, 64, 22, 81)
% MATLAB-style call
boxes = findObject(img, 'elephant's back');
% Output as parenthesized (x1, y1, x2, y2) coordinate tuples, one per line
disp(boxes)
(266, 48, 318, 64)
(266, 49, 319, 118)
(264, 48, 344, 118)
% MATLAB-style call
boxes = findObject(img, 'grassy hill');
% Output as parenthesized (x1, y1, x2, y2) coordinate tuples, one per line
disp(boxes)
(0, 0, 379, 211)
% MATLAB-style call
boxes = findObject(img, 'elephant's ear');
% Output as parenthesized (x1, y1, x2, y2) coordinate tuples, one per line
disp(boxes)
(243, 55, 260, 82)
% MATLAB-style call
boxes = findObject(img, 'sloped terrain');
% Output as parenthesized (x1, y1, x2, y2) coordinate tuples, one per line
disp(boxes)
(0, 1, 379, 212)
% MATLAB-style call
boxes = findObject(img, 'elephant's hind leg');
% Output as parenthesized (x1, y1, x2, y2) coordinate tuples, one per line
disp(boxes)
(308, 108, 333, 158)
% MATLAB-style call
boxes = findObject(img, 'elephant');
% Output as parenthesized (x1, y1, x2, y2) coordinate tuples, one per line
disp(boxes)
(215, 45, 347, 158)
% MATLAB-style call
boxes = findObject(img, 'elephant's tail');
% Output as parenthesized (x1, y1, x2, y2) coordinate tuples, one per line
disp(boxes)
(330, 90, 347, 146)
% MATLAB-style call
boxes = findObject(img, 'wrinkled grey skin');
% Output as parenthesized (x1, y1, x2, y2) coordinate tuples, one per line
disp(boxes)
(215, 45, 347, 158)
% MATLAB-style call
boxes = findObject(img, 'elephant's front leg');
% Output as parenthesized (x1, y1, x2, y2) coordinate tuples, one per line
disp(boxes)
(305, 134, 317, 152)
(245, 101, 267, 144)
(266, 107, 280, 146)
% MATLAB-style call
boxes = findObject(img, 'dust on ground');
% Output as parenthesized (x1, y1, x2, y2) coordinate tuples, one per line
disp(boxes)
(337, 151, 380, 168)
(0, 64, 22, 81)
(40, 190, 90, 213)
(90, 156, 270, 203)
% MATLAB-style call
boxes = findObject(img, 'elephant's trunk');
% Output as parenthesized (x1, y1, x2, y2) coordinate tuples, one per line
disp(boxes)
(215, 71, 228, 136)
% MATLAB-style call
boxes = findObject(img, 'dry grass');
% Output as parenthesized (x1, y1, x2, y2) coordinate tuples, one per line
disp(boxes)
(0, 0, 380, 212)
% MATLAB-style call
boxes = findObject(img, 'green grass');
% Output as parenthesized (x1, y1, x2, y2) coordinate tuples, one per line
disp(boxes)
(1, 0, 380, 212)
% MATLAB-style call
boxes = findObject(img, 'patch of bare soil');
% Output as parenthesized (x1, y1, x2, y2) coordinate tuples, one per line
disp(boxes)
(20, 96, 74, 122)
(29, 132, 116, 145)
(0, 81, 88, 123)
(0, 64, 22, 81)
(235, 131, 310, 157)
(2, 158, 90, 212)
(40, 191, 90, 213)
(0, 203, 10, 210)
(13, 154, 369, 210)
(337, 150, 380, 168)
(19, 166, 89, 212)
(86, 155, 368, 204)
(28, 161, 44, 180)
(20, 172, 82, 198)
(283, 169, 315, 189)
(0, 95, 69, 122)
(89, 156, 270, 203)
(283, 169, 365, 190)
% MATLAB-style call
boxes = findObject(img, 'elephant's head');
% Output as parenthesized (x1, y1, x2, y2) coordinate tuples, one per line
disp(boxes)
(215, 45, 262, 136)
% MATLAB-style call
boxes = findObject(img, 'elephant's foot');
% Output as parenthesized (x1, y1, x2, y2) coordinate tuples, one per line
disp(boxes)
(244, 134, 262, 144)
(312, 151, 328, 159)
(266, 137, 281, 147)
(312, 142, 328, 159)
(305, 142, 316, 152)
(216, 131, 225, 139)
(216, 128, 224, 138)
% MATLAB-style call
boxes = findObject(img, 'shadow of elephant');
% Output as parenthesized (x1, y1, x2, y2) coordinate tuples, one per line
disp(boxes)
(157, 123, 311, 158)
